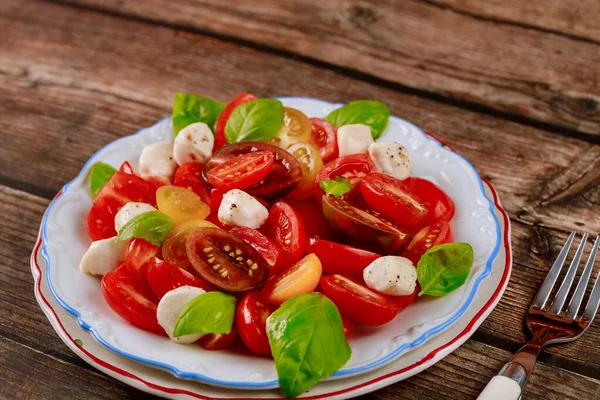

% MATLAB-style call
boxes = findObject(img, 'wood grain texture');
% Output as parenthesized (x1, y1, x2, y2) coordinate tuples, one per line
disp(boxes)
(2, 0, 599, 236)
(429, 0, 600, 43)
(57, 0, 600, 135)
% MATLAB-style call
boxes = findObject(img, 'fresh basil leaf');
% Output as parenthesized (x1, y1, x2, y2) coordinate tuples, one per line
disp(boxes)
(224, 98, 284, 143)
(115, 211, 175, 246)
(173, 292, 236, 337)
(172, 92, 226, 136)
(89, 162, 116, 198)
(319, 177, 351, 197)
(325, 100, 390, 138)
(267, 293, 351, 399)
(417, 242, 474, 296)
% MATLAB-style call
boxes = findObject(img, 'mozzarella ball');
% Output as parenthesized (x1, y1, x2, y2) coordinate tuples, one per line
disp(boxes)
(337, 124, 374, 157)
(79, 237, 128, 276)
(368, 142, 411, 180)
(157, 286, 206, 344)
(218, 189, 269, 229)
(173, 122, 214, 166)
(363, 256, 417, 296)
(114, 202, 157, 232)
(139, 142, 177, 182)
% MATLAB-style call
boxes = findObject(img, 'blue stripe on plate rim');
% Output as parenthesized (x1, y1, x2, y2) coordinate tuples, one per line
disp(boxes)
(41, 96, 502, 389)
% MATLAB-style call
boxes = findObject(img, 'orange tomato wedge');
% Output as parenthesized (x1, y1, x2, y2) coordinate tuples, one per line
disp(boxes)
(260, 253, 322, 306)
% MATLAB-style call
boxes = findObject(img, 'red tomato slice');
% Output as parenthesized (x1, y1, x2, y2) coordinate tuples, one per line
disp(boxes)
(391, 286, 418, 312)
(214, 92, 257, 151)
(204, 142, 302, 200)
(125, 238, 160, 282)
(267, 201, 306, 266)
(206, 151, 275, 190)
(198, 327, 238, 351)
(322, 195, 411, 254)
(403, 177, 455, 223)
(306, 238, 380, 276)
(309, 118, 338, 163)
(209, 188, 227, 215)
(320, 274, 400, 326)
(403, 221, 453, 264)
(236, 292, 274, 355)
(101, 263, 163, 334)
(146, 257, 214, 298)
(119, 161, 164, 192)
(174, 162, 212, 205)
(314, 154, 375, 203)
(342, 315, 354, 338)
(361, 173, 430, 228)
(285, 199, 335, 241)
(229, 226, 281, 270)
(205, 214, 230, 231)
(119, 161, 135, 175)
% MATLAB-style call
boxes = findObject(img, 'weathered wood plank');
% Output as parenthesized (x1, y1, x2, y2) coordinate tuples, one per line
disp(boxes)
(1, 0, 599, 235)
(56, 0, 600, 135)
(429, 0, 600, 43)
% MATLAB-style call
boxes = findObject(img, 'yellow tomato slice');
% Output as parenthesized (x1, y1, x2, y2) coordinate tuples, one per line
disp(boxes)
(286, 142, 324, 200)
(260, 253, 322, 306)
(269, 107, 311, 149)
(156, 185, 209, 225)
(162, 219, 217, 270)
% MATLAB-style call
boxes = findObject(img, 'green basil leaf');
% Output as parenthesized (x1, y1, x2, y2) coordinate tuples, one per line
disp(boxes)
(172, 92, 226, 136)
(267, 293, 351, 399)
(89, 162, 116, 198)
(115, 211, 175, 246)
(319, 177, 351, 197)
(224, 98, 284, 143)
(173, 292, 236, 337)
(417, 242, 474, 296)
(325, 100, 390, 138)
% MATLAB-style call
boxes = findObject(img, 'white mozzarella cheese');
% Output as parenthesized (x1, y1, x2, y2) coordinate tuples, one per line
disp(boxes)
(79, 237, 128, 276)
(114, 202, 157, 232)
(218, 189, 268, 229)
(173, 122, 214, 166)
(139, 142, 177, 182)
(363, 256, 417, 296)
(156, 286, 206, 344)
(337, 124, 374, 157)
(368, 142, 411, 180)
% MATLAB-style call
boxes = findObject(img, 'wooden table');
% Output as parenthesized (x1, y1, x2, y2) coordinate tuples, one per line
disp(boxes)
(2, 0, 599, 398)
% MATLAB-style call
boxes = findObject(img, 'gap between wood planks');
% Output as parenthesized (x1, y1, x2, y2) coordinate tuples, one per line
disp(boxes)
(44, 0, 600, 146)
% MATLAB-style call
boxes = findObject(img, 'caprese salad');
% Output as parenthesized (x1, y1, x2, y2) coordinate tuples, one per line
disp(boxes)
(80, 92, 474, 398)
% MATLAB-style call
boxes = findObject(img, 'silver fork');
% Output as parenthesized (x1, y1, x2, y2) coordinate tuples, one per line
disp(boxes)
(478, 232, 600, 400)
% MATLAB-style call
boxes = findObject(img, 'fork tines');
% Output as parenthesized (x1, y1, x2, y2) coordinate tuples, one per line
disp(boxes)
(531, 232, 600, 321)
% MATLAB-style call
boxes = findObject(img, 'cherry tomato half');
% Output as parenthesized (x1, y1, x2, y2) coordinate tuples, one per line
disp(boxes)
(284, 199, 335, 241)
(162, 219, 218, 270)
(403, 221, 453, 265)
(267, 201, 306, 266)
(204, 142, 302, 200)
(186, 227, 270, 293)
(286, 143, 323, 200)
(309, 118, 338, 163)
(199, 327, 238, 351)
(174, 162, 212, 205)
(101, 263, 163, 334)
(125, 238, 160, 282)
(146, 257, 214, 298)
(314, 154, 375, 203)
(361, 173, 430, 228)
(322, 195, 411, 254)
(342, 315, 354, 338)
(306, 238, 380, 276)
(119, 161, 136, 175)
(229, 226, 281, 270)
(259, 253, 322, 306)
(236, 292, 274, 355)
(269, 107, 312, 150)
(206, 151, 274, 191)
(214, 92, 257, 151)
(320, 274, 400, 326)
(403, 177, 455, 224)
(156, 185, 210, 225)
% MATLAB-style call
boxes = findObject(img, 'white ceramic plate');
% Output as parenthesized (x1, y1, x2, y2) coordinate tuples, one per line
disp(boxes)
(32, 179, 511, 399)
(41, 97, 502, 389)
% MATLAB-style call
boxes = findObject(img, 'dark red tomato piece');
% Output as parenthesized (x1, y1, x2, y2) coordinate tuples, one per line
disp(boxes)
(125, 238, 160, 282)
(204, 142, 302, 200)
(229, 226, 281, 270)
(403, 221, 453, 265)
(174, 162, 212, 205)
(361, 173, 430, 228)
(146, 257, 214, 298)
(199, 327, 238, 351)
(320, 274, 400, 326)
(214, 92, 257, 151)
(236, 292, 274, 355)
(101, 263, 163, 334)
(285, 199, 335, 240)
(306, 238, 380, 276)
(342, 315, 354, 338)
(322, 195, 411, 254)
(206, 151, 275, 191)
(403, 177, 455, 223)
(186, 228, 269, 293)
(309, 118, 338, 163)
(209, 188, 227, 215)
(267, 201, 306, 266)
(205, 214, 230, 231)
(314, 154, 375, 203)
